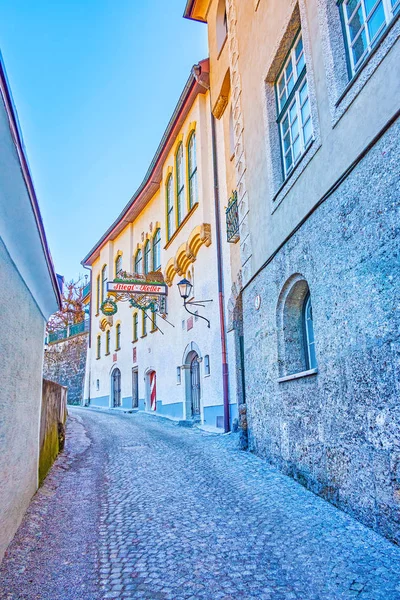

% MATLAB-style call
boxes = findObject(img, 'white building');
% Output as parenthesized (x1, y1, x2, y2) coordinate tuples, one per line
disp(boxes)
(0, 53, 61, 562)
(82, 60, 240, 430)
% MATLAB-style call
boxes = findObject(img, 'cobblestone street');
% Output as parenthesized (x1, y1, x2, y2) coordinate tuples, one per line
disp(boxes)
(1, 408, 400, 600)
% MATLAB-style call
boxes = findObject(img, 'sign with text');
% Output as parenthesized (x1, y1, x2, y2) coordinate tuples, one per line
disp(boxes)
(107, 282, 167, 295)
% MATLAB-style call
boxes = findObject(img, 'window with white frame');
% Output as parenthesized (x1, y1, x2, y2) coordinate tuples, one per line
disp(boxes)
(303, 293, 317, 370)
(115, 254, 122, 277)
(341, 0, 399, 74)
(276, 31, 313, 179)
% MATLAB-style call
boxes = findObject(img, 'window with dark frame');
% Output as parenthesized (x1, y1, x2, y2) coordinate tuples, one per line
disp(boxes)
(144, 240, 151, 274)
(133, 312, 138, 342)
(135, 249, 143, 274)
(177, 366, 181, 384)
(115, 254, 122, 277)
(188, 133, 198, 209)
(166, 175, 174, 240)
(275, 31, 313, 180)
(176, 143, 185, 226)
(96, 275, 100, 314)
(204, 354, 210, 376)
(106, 329, 110, 354)
(153, 229, 161, 270)
(97, 334, 101, 359)
(116, 323, 121, 350)
(101, 265, 108, 303)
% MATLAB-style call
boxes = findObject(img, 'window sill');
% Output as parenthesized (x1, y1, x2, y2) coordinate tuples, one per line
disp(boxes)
(115, 348, 121, 352)
(164, 203, 199, 250)
(132, 339, 138, 344)
(140, 334, 147, 339)
(105, 352, 110, 356)
(278, 368, 318, 383)
(96, 357, 101, 361)
(150, 329, 157, 334)
(271, 140, 321, 213)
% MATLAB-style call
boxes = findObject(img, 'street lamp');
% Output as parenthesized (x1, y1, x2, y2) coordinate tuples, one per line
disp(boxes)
(177, 278, 212, 328)
(177, 278, 192, 301)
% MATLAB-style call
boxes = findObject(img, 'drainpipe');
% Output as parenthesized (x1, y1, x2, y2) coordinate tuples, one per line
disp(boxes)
(210, 113, 230, 433)
(193, 63, 230, 432)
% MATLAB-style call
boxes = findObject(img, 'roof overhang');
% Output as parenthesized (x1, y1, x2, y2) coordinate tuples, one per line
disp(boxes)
(82, 59, 210, 268)
(183, 0, 210, 23)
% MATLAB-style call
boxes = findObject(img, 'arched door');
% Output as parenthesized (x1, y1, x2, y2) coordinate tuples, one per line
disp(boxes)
(190, 355, 201, 417)
(112, 368, 121, 407)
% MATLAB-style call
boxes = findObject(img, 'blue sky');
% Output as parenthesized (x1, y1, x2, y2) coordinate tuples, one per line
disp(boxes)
(0, 0, 207, 282)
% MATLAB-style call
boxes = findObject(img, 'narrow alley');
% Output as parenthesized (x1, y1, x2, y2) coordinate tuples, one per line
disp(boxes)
(1, 409, 399, 600)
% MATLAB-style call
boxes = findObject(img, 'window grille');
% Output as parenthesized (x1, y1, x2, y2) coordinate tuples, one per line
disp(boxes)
(226, 190, 240, 243)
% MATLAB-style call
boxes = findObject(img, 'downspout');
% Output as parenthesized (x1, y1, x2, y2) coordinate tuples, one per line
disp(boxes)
(83, 264, 92, 405)
(192, 63, 230, 433)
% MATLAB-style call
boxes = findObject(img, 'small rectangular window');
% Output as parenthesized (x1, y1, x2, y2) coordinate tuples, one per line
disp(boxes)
(204, 354, 210, 376)
(275, 32, 313, 180)
(142, 311, 147, 336)
(177, 366, 181, 384)
(96, 379, 100, 391)
(341, 0, 398, 74)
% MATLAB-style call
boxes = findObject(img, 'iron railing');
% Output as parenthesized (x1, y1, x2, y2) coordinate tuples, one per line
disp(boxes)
(226, 190, 240, 243)
(46, 320, 89, 345)
(82, 283, 91, 299)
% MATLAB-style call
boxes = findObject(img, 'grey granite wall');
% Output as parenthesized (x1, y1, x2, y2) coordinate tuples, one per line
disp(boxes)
(43, 334, 88, 405)
(243, 118, 400, 543)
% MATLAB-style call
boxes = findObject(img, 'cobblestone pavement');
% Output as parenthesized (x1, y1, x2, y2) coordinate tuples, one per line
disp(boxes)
(1, 409, 400, 600)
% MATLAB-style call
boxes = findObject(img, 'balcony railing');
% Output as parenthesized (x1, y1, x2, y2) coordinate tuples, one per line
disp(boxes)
(226, 190, 240, 243)
(82, 282, 91, 299)
(46, 320, 89, 345)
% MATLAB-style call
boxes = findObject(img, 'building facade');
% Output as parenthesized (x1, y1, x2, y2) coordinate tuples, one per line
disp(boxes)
(82, 60, 240, 430)
(0, 54, 61, 561)
(185, 0, 400, 542)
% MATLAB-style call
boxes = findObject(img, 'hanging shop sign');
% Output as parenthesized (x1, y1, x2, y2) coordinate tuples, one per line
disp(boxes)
(100, 298, 118, 316)
(107, 281, 167, 295)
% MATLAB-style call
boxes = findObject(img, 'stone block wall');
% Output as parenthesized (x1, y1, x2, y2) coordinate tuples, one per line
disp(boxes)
(43, 334, 88, 405)
(243, 119, 400, 543)
(39, 380, 67, 484)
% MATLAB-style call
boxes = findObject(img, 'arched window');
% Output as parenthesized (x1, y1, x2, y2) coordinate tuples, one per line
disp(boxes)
(101, 265, 107, 303)
(188, 133, 198, 209)
(115, 254, 122, 277)
(105, 329, 110, 355)
(116, 323, 121, 350)
(216, 0, 228, 52)
(133, 312, 138, 342)
(144, 240, 151, 274)
(166, 174, 174, 240)
(134, 249, 142, 274)
(176, 143, 185, 226)
(97, 334, 101, 359)
(153, 229, 161, 270)
(303, 293, 317, 369)
(277, 275, 318, 378)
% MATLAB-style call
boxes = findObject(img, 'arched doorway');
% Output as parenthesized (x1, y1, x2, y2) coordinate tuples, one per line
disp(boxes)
(111, 368, 121, 407)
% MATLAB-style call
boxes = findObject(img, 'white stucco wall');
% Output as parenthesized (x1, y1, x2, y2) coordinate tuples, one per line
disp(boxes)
(0, 236, 46, 562)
